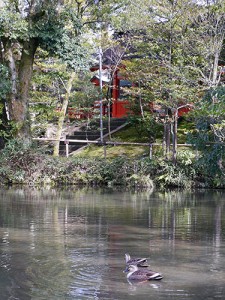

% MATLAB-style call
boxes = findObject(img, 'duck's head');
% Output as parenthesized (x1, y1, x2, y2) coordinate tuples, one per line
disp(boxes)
(123, 264, 138, 274)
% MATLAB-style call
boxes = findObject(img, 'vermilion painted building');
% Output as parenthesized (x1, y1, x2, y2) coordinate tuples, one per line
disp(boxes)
(68, 45, 192, 120)
(90, 64, 192, 119)
(90, 65, 132, 118)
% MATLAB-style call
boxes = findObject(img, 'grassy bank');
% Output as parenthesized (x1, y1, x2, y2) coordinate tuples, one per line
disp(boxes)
(76, 118, 195, 159)
(0, 118, 224, 189)
(0, 138, 224, 189)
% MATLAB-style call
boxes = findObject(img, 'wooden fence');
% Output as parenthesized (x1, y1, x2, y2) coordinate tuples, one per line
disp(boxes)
(33, 137, 194, 158)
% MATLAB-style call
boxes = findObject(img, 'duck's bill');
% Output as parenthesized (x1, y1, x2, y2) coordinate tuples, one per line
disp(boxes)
(123, 266, 129, 273)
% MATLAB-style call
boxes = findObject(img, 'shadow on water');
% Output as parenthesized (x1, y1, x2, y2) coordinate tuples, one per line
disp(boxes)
(0, 187, 225, 299)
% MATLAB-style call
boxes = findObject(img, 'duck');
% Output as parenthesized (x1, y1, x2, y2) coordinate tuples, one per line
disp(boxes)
(124, 264, 163, 281)
(125, 253, 149, 267)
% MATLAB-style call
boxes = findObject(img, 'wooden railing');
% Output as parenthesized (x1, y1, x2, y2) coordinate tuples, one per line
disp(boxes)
(33, 137, 194, 158)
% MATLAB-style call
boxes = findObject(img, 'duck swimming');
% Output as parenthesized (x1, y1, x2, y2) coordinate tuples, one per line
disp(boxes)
(125, 253, 149, 267)
(124, 264, 163, 281)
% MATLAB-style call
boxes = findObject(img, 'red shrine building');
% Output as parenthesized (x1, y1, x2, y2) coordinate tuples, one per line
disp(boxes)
(90, 64, 192, 119)
(68, 48, 192, 120)
(90, 64, 133, 118)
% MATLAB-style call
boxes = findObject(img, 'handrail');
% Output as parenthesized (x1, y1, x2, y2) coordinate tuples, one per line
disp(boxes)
(32, 137, 193, 147)
(32, 137, 195, 158)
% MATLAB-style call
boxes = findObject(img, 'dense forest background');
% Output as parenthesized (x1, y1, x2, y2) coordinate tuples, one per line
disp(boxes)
(0, 0, 224, 188)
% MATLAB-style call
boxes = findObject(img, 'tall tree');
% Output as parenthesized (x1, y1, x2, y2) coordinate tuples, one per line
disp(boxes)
(113, 0, 225, 162)
(0, 0, 88, 141)
(0, 0, 129, 144)
(1, 1, 55, 140)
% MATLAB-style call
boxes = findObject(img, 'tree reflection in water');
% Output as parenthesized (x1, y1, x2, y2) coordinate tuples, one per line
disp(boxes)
(0, 187, 224, 299)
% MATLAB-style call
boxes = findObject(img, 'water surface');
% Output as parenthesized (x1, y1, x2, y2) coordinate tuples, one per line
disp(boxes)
(0, 187, 225, 299)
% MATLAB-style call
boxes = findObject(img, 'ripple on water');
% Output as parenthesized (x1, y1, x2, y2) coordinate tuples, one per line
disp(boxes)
(67, 249, 109, 299)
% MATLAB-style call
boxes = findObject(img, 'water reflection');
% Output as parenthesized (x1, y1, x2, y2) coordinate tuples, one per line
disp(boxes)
(0, 187, 225, 299)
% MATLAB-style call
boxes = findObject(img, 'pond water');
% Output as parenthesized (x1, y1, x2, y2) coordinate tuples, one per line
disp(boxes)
(0, 187, 225, 300)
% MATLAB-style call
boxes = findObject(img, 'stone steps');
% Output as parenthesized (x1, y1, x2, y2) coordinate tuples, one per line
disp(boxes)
(59, 118, 128, 155)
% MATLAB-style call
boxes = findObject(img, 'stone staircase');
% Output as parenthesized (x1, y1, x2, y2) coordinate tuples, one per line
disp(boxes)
(59, 118, 128, 156)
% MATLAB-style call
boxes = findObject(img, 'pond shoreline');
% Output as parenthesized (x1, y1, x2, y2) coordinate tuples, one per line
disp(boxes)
(0, 145, 224, 189)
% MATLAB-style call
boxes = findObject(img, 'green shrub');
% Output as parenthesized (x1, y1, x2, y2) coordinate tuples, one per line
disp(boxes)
(0, 139, 224, 188)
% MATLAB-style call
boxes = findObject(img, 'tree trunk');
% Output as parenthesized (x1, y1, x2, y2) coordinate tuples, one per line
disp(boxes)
(138, 81, 144, 119)
(162, 122, 166, 157)
(5, 39, 38, 140)
(53, 72, 76, 156)
(107, 102, 111, 140)
(172, 114, 178, 164)
(165, 122, 171, 160)
(106, 83, 112, 140)
(212, 51, 219, 87)
(162, 120, 171, 160)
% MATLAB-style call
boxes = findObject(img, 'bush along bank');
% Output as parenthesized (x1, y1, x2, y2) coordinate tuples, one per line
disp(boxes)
(0, 140, 224, 189)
